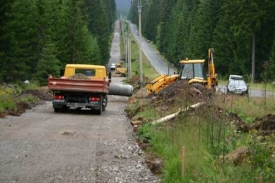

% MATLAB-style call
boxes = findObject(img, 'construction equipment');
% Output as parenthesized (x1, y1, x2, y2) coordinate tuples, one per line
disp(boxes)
(145, 48, 218, 95)
(48, 64, 110, 114)
(115, 61, 127, 77)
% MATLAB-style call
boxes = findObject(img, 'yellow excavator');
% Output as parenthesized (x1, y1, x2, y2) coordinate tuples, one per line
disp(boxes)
(145, 48, 218, 95)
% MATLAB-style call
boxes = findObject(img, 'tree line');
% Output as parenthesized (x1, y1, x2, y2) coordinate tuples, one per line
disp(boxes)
(0, 0, 116, 85)
(129, 0, 275, 82)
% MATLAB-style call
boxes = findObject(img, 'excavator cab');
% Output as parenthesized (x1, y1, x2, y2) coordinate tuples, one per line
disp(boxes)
(178, 59, 205, 80)
(178, 59, 208, 86)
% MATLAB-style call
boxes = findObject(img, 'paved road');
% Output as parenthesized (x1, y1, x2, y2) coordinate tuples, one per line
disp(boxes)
(217, 85, 275, 97)
(128, 21, 175, 75)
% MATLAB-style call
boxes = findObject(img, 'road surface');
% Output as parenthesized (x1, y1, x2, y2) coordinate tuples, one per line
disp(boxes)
(128, 21, 175, 75)
(0, 20, 159, 183)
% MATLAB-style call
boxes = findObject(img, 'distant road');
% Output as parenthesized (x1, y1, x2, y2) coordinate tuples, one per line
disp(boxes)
(128, 21, 175, 75)
(217, 85, 275, 97)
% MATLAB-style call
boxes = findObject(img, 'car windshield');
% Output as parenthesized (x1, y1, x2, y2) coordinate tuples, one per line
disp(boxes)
(229, 80, 246, 87)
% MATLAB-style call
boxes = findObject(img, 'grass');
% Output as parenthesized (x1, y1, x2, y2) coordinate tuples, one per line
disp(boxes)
(0, 84, 40, 112)
(0, 86, 18, 112)
(129, 37, 160, 81)
(216, 94, 275, 122)
(122, 24, 275, 182)
(137, 95, 275, 182)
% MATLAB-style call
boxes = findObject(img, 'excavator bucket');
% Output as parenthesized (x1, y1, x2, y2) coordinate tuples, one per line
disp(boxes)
(145, 74, 179, 95)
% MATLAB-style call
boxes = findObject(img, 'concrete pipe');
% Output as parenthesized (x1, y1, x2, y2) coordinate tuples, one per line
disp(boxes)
(109, 83, 133, 96)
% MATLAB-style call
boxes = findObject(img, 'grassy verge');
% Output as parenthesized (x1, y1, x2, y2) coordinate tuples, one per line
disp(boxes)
(123, 23, 275, 182)
(129, 37, 160, 81)
(137, 94, 275, 182)
(0, 83, 41, 113)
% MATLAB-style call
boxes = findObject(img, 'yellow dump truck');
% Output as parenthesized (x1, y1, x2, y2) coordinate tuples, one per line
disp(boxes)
(48, 64, 111, 114)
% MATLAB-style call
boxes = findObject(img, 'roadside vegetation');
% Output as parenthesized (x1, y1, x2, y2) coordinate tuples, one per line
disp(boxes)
(124, 30, 275, 182)
(0, 83, 51, 117)
(1, 0, 116, 85)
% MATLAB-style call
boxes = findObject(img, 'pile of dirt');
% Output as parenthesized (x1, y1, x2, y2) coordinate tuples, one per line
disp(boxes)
(250, 114, 275, 136)
(68, 73, 90, 80)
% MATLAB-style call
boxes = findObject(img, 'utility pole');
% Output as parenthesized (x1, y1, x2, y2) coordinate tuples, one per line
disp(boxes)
(128, 33, 132, 79)
(138, 0, 143, 86)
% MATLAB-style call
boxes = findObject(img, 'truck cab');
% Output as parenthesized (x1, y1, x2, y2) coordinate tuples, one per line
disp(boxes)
(64, 64, 110, 81)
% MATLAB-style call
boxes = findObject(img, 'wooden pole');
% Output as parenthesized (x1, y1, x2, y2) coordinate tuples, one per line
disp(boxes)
(182, 146, 185, 178)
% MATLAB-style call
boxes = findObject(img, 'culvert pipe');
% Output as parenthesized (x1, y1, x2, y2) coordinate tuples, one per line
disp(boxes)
(109, 83, 133, 96)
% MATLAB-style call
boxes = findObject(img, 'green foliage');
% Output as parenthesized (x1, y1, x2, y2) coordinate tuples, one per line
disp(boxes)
(34, 41, 60, 86)
(269, 32, 275, 81)
(128, 0, 275, 81)
(138, 123, 154, 141)
(0, 86, 17, 111)
(247, 133, 275, 181)
(0, 0, 115, 84)
(136, 102, 275, 182)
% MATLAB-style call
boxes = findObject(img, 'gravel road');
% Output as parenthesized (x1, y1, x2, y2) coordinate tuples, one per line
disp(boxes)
(0, 20, 160, 183)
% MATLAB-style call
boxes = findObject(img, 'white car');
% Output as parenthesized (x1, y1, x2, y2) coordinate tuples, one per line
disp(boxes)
(110, 63, 116, 70)
(227, 76, 248, 95)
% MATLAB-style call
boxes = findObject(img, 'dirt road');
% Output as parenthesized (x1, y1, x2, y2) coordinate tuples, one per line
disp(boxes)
(0, 21, 159, 183)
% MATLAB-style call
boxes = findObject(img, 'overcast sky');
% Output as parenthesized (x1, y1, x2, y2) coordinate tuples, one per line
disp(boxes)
(116, 0, 131, 10)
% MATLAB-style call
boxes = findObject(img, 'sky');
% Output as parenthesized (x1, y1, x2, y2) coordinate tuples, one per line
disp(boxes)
(115, 0, 132, 10)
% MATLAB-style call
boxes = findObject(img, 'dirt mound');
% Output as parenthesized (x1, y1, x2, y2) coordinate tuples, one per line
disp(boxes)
(249, 114, 275, 136)
(68, 73, 90, 80)
(250, 114, 275, 131)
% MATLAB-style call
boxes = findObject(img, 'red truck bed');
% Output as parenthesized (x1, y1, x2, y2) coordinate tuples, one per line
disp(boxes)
(48, 77, 109, 93)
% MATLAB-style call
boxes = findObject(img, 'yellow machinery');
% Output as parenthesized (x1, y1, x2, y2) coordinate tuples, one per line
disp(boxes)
(145, 74, 178, 95)
(145, 48, 218, 95)
(115, 61, 127, 77)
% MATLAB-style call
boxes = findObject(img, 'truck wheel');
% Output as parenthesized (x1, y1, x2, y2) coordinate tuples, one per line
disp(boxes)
(102, 96, 107, 111)
(96, 97, 103, 115)
(54, 108, 60, 113)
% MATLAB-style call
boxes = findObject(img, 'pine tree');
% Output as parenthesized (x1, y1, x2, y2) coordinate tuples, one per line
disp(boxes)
(85, 0, 111, 65)
(35, 40, 60, 86)
(7, 0, 39, 82)
(0, 0, 14, 82)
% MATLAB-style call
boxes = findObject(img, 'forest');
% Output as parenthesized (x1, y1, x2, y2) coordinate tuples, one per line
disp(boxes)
(128, 0, 275, 82)
(0, 0, 116, 85)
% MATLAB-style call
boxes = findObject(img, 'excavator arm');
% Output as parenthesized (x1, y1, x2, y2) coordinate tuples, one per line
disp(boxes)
(207, 48, 218, 89)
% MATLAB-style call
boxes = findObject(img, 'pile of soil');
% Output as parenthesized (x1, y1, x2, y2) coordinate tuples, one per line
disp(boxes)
(68, 73, 90, 80)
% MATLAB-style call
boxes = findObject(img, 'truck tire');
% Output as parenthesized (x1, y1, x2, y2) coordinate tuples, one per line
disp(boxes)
(102, 95, 107, 111)
(54, 108, 60, 113)
(96, 96, 103, 115)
